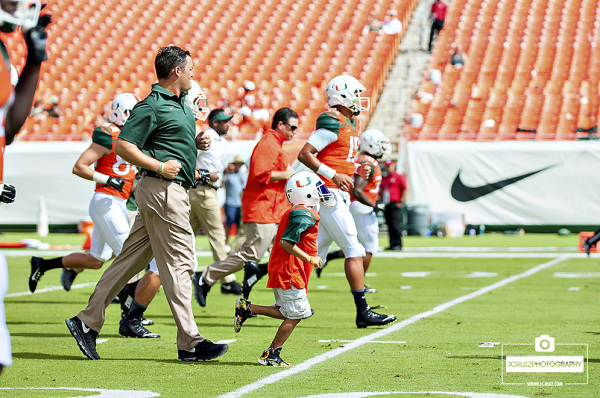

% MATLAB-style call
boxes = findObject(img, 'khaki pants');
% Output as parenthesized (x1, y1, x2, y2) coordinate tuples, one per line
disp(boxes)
(78, 176, 204, 350)
(203, 222, 278, 285)
(189, 185, 235, 284)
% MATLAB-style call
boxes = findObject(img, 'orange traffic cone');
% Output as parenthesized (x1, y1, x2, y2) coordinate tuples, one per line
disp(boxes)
(79, 220, 94, 250)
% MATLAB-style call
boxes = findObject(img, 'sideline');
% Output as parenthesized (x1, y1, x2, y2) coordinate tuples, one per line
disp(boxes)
(218, 256, 569, 398)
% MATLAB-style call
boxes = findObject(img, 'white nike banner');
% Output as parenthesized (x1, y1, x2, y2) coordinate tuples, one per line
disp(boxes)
(407, 141, 600, 226)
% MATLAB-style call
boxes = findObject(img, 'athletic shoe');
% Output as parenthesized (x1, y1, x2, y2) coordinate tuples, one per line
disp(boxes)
(60, 268, 78, 291)
(364, 284, 377, 293)
(234, 297, 252, 333)
(119, 318, 160, 338)
(583, 237, 591, 256)
(29, 256, 44, 293)
(315, 263, 326, 278)
(192, 272, 211, 307)
(356, 308, 397, 329)
(242, 260, 262, 299)
(178, 339, 228, 361)
(65, 316, 100, 360)
(258, 347, 290, 367)
(141, 318, 154, 326)
(221, 281, 242, 295)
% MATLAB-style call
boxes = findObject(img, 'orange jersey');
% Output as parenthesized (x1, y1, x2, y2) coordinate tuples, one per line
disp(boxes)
(266, 205, 320, 291)
(93, 123, 135, 199)
(315, 109, 361, 189)
(0, 41, 14, 183)
(350, 153, 382, 204)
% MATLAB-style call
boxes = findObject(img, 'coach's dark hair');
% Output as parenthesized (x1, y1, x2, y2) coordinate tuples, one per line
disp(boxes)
(155, 46, 191, 80)
(272, 108, 298, 129)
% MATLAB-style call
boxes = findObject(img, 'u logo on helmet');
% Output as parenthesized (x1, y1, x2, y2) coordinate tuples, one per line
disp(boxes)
(296, 177, 312, 188)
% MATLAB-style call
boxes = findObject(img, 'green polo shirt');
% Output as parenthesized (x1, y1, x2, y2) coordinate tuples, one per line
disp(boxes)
(119, 84, 196, 185)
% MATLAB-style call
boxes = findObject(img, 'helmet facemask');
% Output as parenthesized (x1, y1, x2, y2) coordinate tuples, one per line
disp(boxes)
(0, 0, 41, 32)
(185, 81, 210, 121)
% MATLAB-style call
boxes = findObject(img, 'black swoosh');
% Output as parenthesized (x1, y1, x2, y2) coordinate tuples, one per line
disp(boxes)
(451, 165, 556, 202)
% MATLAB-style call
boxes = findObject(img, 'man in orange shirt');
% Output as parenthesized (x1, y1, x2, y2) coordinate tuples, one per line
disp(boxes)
(297, 75, 396, 328)
(192, 108, 297, 307)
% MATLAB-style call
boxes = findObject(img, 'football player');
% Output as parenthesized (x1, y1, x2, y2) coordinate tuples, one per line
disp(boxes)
(28, 93, 161, 338)
(1, 0, 50, 376)
(297, 75, 396, 328)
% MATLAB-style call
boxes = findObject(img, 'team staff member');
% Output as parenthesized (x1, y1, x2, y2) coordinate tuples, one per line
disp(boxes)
(193, 108, 297, 307)
(0, 1, 51, 375)
(297, 74, 396, 328)
(188, 105, 241, 294)
(381, 160, 407, 251)
(66, 46, 228, 362)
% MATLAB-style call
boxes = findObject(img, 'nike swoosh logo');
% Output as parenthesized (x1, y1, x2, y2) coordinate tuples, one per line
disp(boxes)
(82, 323, 90, 334)
(451, 165, 557, 202)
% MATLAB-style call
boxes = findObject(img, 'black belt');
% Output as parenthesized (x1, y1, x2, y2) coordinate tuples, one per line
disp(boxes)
(142, 171, 192, 190)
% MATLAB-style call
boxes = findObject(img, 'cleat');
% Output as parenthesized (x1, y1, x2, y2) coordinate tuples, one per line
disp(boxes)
(583, 238, 591, 256)
(234, 297, 252, 333)
(192, 272, 211, 307)
(258, 347, 290, 367)
(29, 256, 44, 293)
(364, 284, 377, 294)
(221, 281, 242, 295)
(315, 263, 325, 278)
(178, 339, 228, 361)
(65, 316, 100, 360)
(356, 308, 397, 329)
(242, 260, 262, 299)
(61, 268, 78, 291)
(141, 318, 154, 326)
(119, 318, 160, 338)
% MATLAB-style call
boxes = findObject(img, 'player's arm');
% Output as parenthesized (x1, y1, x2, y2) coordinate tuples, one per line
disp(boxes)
(72, 143, 110, 181)
(351, 174, 376, 208)
(280, 240, 323, 268)
(5, 12, 52, 144)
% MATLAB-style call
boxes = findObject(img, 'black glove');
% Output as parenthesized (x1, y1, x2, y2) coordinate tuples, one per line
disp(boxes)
(193, 169, 211, 188)
(23, 8, 52, 63)
(107, 177, 125, 192)
(0, 183, 16, 204)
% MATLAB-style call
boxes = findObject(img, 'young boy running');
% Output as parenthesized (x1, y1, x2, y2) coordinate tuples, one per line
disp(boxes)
(233, 171, 334, 366)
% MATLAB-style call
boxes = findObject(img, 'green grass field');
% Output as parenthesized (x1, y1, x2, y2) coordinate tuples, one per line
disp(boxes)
(1, 232, 598, 398)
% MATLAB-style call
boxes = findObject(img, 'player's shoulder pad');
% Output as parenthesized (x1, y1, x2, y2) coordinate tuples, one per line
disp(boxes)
(316, 110, 342, 134)
(92, 124, 116, 150)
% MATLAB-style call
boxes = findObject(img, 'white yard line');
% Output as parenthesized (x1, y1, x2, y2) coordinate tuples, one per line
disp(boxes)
(218, 255, 570, 398)
(6, 282, 97, 297)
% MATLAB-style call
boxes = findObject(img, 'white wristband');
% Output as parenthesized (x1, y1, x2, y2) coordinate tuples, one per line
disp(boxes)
(92, 171, 109, 184)
(317, 163, 336, 179)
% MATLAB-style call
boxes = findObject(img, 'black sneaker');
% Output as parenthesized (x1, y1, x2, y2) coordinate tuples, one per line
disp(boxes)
(315, 263, 326, 278)
(65, 316, 100, 360)
(242, 260, 262, 299)
(29, 256, 44, 293)
(119, 318, 160, 338)
(583, 237, 591, 256)
(61, 268, 78, 291)
(234, 297, 252, 333)
(258, 347, 290, 367)
(192, 272, 211, 307)
(356, 308, 397, 328)
(221, 281, 242, 295)
(178, 339, 228, 361)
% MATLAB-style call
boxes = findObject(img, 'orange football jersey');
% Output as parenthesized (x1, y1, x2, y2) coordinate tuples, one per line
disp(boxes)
(315, 109, 361, 189)
(266, 205, 319, 291)
(350, 153, 382, 204)
(93, 123, 135, 199)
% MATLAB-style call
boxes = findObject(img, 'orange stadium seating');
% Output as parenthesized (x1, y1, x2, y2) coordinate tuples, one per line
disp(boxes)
(406, 0, 600, 140)
(2, 0, 418, 141)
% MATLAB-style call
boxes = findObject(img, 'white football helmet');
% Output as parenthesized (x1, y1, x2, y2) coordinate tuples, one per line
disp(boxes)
(360, 129, 390, 158)
(110, 93, 140, 127)
(286, 171, 336, 208)
(326, 75, 370, 116)
(0, 0, 41, 31)
(185, 80, 210, 121)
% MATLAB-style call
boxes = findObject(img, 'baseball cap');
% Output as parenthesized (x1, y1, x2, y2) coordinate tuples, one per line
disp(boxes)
(208, 109, 234, 123)
(384, 160, 395, 166)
